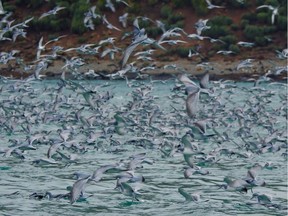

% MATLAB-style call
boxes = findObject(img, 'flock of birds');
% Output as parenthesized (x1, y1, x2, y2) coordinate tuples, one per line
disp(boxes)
(0, 0, 287, 214)
(0, 63, 287, 211)
(0, 0, 287, 80)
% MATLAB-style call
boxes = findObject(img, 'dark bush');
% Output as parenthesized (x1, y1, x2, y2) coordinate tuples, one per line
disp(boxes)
(71, 0, 89, 34)
(240, 19, 249, 29)
(127, 2, 141, 14)
(242, 13, 258, 24)
(231, 24, 239, 31)
(209, 16, 233, 26)
(255, 36, 269, 46)
(279, 6, 287, 16)
(30, 0, 45, 9)
(168, 20, 184, 29)
(2, 4, 16, 12)
(96, 0, 106, 11)
(256, 0, 265, 6)
(256, 12, 270, 23)
(173, 47, 191, 58)
(191, 0, 208, 16)
(146, 27, 163, 38)
(172, 0, 191, 8)
(203, 26, 230, 38)
(220, 35, 237, 45)
(148, 0, 158, 6)
(161, 5, 173, 19)
(229, 44, 240, 54)
(264, 0, 279, 7)
(277, 16, 288, 31)
(243, 25, 275, 42)
(243, 25, 263, 40)
(15, 0, 29, 6)
(168, 13, 185, 23)
(226, 0, 249, 8)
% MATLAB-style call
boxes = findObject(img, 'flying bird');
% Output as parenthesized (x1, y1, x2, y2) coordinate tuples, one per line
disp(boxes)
(205, 0, 225, 9)
(39, 6, 66, 20)
(256, 5, 279, 24)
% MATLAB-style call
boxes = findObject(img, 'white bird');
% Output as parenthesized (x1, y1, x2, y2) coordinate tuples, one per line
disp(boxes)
(102, 15, 121, 31)
(188, 49, 199, 58)
(256, 5, 279, 24)
(119, 18, 148, 68)
(0, 0, 6, 15)
(205, 0, 225, 9)
(237, 41, 255, 47)
(275, 48, 288, 59)
(237, 59, 254, 70)
(187, 33, 209, 40)
(116, 0, 130, 7)
(105, 0, 115, 12)
(83, 5, 100, 30)
(39, 6, 66, 20)
(119, 13, 128, 28)
(194, 19, 210, 35)
(216, 50, 235, 55)
(36, 35, 67, 60)
(178, 187, 201, 202)
(70, 176, 90, 204)
(178, 74, 200, 118)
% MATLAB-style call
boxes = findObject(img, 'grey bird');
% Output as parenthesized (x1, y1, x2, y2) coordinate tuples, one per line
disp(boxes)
(70, 175, 90, 204)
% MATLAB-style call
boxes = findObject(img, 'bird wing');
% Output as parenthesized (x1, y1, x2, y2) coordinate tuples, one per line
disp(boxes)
(70, 176, 90, 204)
(200, 72, 209, 89)
(120, 34, 147, 68)
(186, 90, 200, 118)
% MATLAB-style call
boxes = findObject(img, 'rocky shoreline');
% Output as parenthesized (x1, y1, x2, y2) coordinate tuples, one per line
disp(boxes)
(0, 57, 287, 81)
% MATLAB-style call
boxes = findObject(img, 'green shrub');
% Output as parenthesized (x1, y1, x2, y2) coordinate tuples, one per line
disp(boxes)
(172, 0, 191, 8)
(262, 25, 276, 33)
(242, 13, 258, 24)
(148, 0, 158, 6)
(226, 0, 249, 8)
(229, 44, 240, 54)
(209, 16, 233, 26)
(220, 35, 237, 45)
(161, 5, 173, 19)
(174, 47, 190, 58)
(191, 0, 208, 16)
(277, 16, 287, 31)
(231, 24, 239, 31)
(29, 0, 45, 9)
(138, 19, 151, 28)
(256, 0, 265, 6)
(146, 27, 162, 38)
(243, 25, 263, 40)
(264, 0, 279, 7)
(96, 0, 106, 10)
(255, 36, 269, 46)
(2, 4, 16, 12)
(203, 25, 230, 38)
(256, 12, 270, 23)
(71, 0, 89, 34)
(168, 13, 185, 23)
(15, 0, 29, 6)
(168, 20, 184, 29)
(278, 5, 287, 16)
(240, 19, 249, 29)
(127, 2, 141, 14)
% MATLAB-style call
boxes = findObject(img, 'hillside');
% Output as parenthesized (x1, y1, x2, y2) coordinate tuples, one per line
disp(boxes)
(0, 0, 287, 78)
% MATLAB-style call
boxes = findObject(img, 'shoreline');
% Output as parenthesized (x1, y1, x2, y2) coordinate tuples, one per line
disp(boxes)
(0, 57, 287, 81)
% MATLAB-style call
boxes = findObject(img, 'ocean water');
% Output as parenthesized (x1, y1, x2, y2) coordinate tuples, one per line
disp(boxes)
(0, 78, 287, 216)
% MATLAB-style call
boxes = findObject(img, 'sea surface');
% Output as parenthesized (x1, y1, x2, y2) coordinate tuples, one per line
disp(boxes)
(0, 78, 287, 216)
